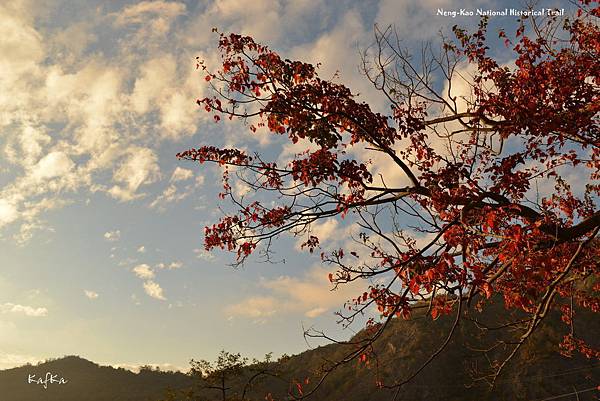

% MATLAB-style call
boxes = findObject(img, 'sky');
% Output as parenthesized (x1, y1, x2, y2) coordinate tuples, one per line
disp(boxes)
(0, 0, 576, 371)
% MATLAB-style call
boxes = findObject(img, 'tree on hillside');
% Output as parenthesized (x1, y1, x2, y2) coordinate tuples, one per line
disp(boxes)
(178, 1, 600, 395)
(162, 351, 282, 401)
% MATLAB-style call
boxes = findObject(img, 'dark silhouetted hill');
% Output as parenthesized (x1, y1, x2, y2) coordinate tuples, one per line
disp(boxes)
(179, 299, 600, 401)
(0, 355, 193, 401)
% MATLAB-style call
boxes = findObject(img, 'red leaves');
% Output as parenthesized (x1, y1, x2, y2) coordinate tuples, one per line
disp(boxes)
(338, 160, 373, 191)
(177, 146, 249, 166)
(430, 296, 454, 320)
(369, 286, 410, 319)
(290, 149, 338, 187)
(409, 277, 420, 295)
(560, 334, 600, 359)
(485, 211, 497, 232)
(200, 30, 409, 156)
(180, 8, 600, 367)
(237, 241, 256, 259)
(480, 282, 493, 299)
(201, 203, 292, 260)
(204, 216, 240, 252)
(301, 235, 320, 253)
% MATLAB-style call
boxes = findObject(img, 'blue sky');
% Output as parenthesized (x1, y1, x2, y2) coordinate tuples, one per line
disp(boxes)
(0, 0, 576, 371)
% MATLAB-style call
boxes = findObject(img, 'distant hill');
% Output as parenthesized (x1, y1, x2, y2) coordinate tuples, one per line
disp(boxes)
(1, 300, 598, 401)
(0, 355, 193, 401)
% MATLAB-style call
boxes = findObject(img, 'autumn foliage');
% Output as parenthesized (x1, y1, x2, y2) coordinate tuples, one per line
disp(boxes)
(179, 2, 600, 388)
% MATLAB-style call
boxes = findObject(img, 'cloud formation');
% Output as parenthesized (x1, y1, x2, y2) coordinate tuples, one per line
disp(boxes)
(143, 280, 166, 300)
(0, 0, 467, 243)
(225, 265, 364, 321)
(170, 167, 193, 182)
(109, 148, 161, 202)
(225, 296, 278, 319)
(0, 0, 206, 241)
(133, 264, 155, 280)
(0, 303, 48, 317)
(103, 230, 121, 242)
(156, 261, 183, 270)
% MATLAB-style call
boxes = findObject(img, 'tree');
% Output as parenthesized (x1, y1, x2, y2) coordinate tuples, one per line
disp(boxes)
(178, 1, 600, 394)
(162, 351, 281, 401)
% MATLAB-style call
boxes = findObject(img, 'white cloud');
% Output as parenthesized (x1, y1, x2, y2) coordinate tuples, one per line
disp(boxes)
(137, 245, 146, 253)
(130, 54, 177, 115)
(311, 218, 339, 238)
(157, 261, 182, 270)
(159, 90, 199, 138)
(232, 180, 251, 198)
(84, 290, 99, 299)
(170, 167, 193, 182)
(50, 21, 97, 64)
(15, 125, 51, 167)
(225, 264, 364, 321)
(304, 307, 327, 318)
(290, 10, 382, 111)
(114, 1, 186, 28)
(149, 184, 190, 210)
(31, 151, 74, 180)
(126, 51, 203, 140)
(210, 0, 284, 43)
(0, 57, 127, 239)
(133, 264, 155, 280)
(103, 230, 121, 242)
(294, 218, 364, 254)
(0, 199, 18, 227)
(225, 296, 278, 319)
(143, 280, 166, 300)
(0, 303, 47, 317)
(0, 3, 44, 83)
(193, 248, 215, 261)
(188, 0, 328, 49)
(109, 147, 160, 202)
(262, 265, 360, 311)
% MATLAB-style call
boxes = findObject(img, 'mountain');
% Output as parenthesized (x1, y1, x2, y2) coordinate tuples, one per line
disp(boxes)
(1, 300, 598, 401)
(264, 300, 600, 401)
(0, 355, 193, 401)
